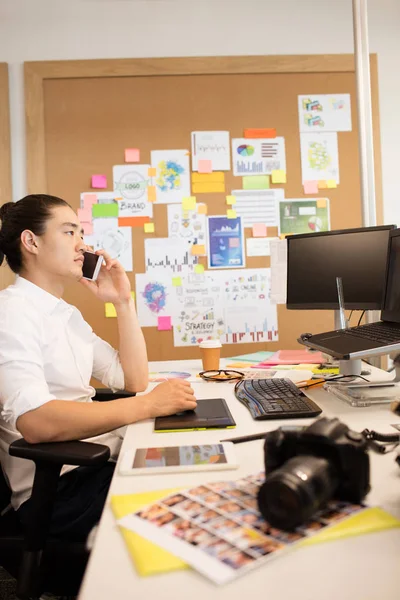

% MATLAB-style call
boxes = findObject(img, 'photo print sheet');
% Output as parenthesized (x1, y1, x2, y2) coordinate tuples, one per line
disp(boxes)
(151, 149, 191, 204)
(300, 132, 339, 184)
(298, 94, 352, 132)
(207, 215, 245, 269)
(279, 199, 330, 235)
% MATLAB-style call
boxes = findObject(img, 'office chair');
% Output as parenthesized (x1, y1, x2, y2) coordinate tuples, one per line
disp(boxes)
(0, 388, 133, 600)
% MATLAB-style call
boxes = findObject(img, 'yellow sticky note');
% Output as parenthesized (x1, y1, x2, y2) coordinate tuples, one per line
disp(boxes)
(226, 195, 236, 205)
(191, 172, 225, 183)
(227, 209, 237, 219)
(317, 199, 327, 208)
(172, 277, 182, 287)
(148, 167, 157, 177)
(105, 303, 117, 318)
(130, 291, 135, 301)
(194, 264, 205, 274)
(144, 223, 155, 233)
(327, 179, 337, 188)
(271, 170, 286, 184)
(191, 244, 206, 256)
(147, 186, 157, 202)
(192, 182, 225, 194)
(182, 196, 196, 210)
(318, 180, 328, 189)
(196, 203, 208, 214)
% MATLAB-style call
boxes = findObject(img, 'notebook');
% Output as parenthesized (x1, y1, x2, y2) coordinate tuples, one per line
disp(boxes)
(154, 398, 236, 432)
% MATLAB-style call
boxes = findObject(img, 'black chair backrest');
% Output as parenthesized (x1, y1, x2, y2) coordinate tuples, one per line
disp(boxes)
(0, 465, 12, 514)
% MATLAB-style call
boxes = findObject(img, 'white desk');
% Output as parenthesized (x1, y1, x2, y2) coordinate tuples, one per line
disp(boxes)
(79, 360, 400, 600)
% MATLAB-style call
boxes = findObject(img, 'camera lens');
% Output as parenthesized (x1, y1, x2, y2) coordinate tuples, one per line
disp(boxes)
(257, 455, 339, 530)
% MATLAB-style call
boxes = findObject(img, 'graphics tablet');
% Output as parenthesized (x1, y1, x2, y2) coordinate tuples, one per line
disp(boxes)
(154, 398, 236, 432)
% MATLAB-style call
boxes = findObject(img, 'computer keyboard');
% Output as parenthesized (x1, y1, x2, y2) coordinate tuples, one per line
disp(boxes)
(234, 377, 322, 421)
(343, 322, 400, 345)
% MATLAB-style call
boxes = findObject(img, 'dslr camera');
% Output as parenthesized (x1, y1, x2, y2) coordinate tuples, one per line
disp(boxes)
(257, 417, 370, 530)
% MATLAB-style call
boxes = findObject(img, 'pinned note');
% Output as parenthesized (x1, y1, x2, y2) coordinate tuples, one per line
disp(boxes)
(77, 208, 92, 223)
(82, 222, 93, 235)
(244, 128, 276, 138)
(105, 303, 117, 318)
(192, 183, 225, 194)
(147, 186, 157, 202)
(148, 167, 157, 177)
(227, 209, 237, 219)
(303, 180, 319, 194)
(317, 199, 327, 208)
(318, 180, 328, 189)
(226, 195, 236, 205)
(144, 222, 155, 233)
(182, 196, 196, 210)
(252, 223, 267, 238)
(92, 203, 118, 218)
(91, 174, 107, 189)
(198, 159, 212, 174)
(192, 172, 224, 183)
(327, 179, 337, 188)
(125, 148, 140, 163)
(243, 175, 270, 190)
(271, 170, 286, 184)
(197, 203, 207, 215)
(82, 193, 98, 209)
(194, 264, 205, 274)
(172, 277, 182, 287)
(191, 244, 206, 256)
(157, 316, 172, 331)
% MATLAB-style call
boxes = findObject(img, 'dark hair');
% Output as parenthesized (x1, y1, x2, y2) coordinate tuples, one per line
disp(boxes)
(0, 194, 71, 273)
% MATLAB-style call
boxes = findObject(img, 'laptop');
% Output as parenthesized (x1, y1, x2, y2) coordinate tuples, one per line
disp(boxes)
(300, 228, 400, 360)
(154, 398, 236, 432)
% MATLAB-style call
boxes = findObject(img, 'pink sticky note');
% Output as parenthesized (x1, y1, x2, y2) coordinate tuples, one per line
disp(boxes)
(252, 223, 267, 237)
(83, 193, 98, 210)
(91, 174, 107, 189)
(198, 159, 212, 174)
(303, 180, 319, 194)
(157, 316, 172, 331)
(125, 148, 140, 163)
(82, 222, 93, 235)
(229, 237, 240, 248)
(77, 208, 92, 223)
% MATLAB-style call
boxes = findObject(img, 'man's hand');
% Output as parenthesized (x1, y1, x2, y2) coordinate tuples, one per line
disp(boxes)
(144, 379, 197, 418)
(79, 249, 132, 305)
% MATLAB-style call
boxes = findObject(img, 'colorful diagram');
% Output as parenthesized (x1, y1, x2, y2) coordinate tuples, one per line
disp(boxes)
(236, 144, 255, 157)
(156, 160, 185, 192)
(148, 371, 192, 382)
(307, 141, 331, 170)
(141, 281, 168, 314)
(308, 216, 323, 232)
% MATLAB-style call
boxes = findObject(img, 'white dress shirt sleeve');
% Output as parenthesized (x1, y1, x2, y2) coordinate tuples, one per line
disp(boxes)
(91, 333, 125, 392)
(0, 303, 57, 429)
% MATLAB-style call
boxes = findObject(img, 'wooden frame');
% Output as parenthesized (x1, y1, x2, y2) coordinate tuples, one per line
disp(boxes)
(0, 63, 14, 290)
(24, 54, 383, 223)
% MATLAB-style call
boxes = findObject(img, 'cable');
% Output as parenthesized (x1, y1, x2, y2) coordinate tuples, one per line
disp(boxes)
(357, 310, 366, 327)
(349, 309, 354, 323)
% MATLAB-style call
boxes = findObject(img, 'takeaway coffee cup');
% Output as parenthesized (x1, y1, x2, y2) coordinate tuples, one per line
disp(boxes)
(199, 340, 222, 371)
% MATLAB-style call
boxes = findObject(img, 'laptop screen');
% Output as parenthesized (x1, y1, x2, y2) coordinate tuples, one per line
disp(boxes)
(382, 229, 400, 323)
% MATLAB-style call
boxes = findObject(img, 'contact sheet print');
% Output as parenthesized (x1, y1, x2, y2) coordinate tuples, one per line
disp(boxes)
(118, 472, 366, 585)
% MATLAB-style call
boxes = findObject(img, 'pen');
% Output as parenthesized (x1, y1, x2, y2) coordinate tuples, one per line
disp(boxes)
(220, 432, 269, 444)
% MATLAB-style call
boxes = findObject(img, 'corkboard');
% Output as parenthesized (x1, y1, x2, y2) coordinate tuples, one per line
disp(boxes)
(24, 55, 383, 360)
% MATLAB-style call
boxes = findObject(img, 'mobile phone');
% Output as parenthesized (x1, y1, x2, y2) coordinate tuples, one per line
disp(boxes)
(119, 442, 238, 476)
(82, 251, 104, 281)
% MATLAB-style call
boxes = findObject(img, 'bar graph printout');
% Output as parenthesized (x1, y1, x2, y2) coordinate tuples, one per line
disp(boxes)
(232, 138, 286, 176)
(145, 238, 198, 275)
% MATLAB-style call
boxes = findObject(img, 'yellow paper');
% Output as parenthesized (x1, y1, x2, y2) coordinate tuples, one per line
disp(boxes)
(326, 179, 337, 188)
(318, 180, 328, 189)
(147, 186, 157, 202)
(191, 244, 206, 256)
(194, 264, 205, 274)
(130, 291, 135, 301)
(144, 223, 155, 233)
(192, 182, 225, 194)
(271, 169, 286, 184)
(196, 203, 208, 215)
(316, 199, 327, 208)
(105, 303, 117, 318)
(226, 195, 236, 205)
(191, 172, 225, 183)
(182, 196, 196, 210)
(172, 277, 182, 287)
(227, 209, 237, 219)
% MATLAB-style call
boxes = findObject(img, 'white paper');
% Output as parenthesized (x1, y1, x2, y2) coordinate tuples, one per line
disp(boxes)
(232, 137, 286, 176)
(135, 273, 175, 327)
(151, 149, 191, 204)
(191, 131, 231, 171)
(270, 239, 287, 305)
(298, 94, 352, 132)
(231, 189, 283, 229)
(300, 132, 339, 183)
(246, 237, 279, 257)
(113, 165, 151, 205)
(167, 203, 207, 252)
(91, 218, 133, 272)
(144, 237, 198, 275)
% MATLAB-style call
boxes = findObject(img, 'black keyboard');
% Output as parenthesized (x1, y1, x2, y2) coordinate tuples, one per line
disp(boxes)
(343, 322, 400, 345)
(234, 377, 322, 421)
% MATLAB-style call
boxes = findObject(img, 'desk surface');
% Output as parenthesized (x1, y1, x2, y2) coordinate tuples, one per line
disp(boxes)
(79, 360, 400, 600)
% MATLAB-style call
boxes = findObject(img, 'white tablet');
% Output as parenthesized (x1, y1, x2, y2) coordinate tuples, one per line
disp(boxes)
(119, 442, 238, 476)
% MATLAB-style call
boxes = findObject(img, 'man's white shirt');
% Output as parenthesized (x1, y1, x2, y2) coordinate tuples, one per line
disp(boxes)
(0, 276, 126, 510)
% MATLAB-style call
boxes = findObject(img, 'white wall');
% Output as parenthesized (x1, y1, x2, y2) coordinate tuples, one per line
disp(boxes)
(0, 0, 399, 222)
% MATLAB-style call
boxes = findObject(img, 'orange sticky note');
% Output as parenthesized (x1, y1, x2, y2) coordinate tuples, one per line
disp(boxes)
(318, 180, 328, 189)
(303, 181, 319, 194)
(144, 222, 155, 233)
(226, 195, 236, 205)
(125, 148, 140, 163)
(198, 159, 212, 173)
(244, 128, 276, 138)
(252, 223, 267, 237)
(317, 199, 327, 208)
(148, 167, 157, 177)
(91, 175, 107, 189)
(227, 209, 237, 219)
(197, 203, 208, 214)
(191, 244, 206, 256)
(327, 180, 337, 188)
(147, 186, 157, 202)
(157, 316, 172, 331)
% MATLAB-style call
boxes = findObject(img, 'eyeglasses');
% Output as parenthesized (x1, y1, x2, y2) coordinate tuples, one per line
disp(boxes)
(199, 369, 245, 382)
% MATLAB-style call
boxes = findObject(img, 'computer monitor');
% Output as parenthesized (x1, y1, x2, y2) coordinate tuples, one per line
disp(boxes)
(286, 225, 396, 311)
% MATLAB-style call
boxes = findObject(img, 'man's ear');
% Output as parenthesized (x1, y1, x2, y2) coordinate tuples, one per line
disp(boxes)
(20, 230, 38, 255)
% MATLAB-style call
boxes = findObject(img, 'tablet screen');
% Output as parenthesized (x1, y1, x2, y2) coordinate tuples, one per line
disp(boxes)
(132, 444, 228, 468)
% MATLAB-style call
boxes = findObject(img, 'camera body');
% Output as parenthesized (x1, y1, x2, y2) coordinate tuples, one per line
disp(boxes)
(257, 417, 370, 530)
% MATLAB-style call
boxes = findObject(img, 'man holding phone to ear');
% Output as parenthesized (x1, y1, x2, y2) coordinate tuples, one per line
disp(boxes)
(0, 194, 197, 542)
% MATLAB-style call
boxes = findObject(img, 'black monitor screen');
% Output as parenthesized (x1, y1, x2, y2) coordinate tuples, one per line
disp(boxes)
(286, 225, 395, 310)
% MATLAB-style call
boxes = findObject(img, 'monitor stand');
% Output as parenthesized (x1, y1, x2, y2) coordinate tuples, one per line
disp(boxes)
(333, 310, 362, 377)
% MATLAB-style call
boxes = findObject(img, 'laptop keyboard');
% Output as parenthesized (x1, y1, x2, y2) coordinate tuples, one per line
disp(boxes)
(234, 377, 322, 421)
(343, 322, 400, 345)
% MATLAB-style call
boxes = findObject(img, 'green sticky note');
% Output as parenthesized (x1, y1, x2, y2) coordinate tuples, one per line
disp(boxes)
(243, 175, 270, 190)
(92, 203, 119, 218)
(172, 277, 182, 287)
(194, 264, 205, 274)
